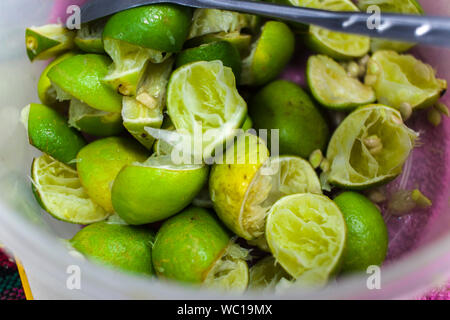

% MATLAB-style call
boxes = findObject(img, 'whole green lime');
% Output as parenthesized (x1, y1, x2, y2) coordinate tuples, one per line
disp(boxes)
(76, 137, 149, 213)
(175, 41, 242, 81)
(152, 207, 230, 283)
(333, 191, 389, 273)
(102, 4, 192, 52)
(24, 103, 86, 166)
(249, 80, 330, 158)
(70, 222, 154, 275)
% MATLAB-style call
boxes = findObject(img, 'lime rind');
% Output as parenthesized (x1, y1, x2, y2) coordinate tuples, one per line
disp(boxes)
(68, 99, 123, 137)
(240, 156, 322, 240)
(307, 55, 376, 110)
(167, 61, 247, 159)
(266, 193, 346, 285)
(326, 104, 418, 189)
(103, 38, 170, 96)
(204, 242, 250, 292)
(188, 9, 258, 40)
(32, 154, 110, 224)
(26, 24, 75, 61)
(366, 51, 447, 110)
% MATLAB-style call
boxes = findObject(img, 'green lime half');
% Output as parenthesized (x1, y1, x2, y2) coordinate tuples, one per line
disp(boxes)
(152, 207, 249, 291)
(249, 80, 330, 158)
(185, 31, 252, 58)
(26, 24, 75, 61)
(76, 137, 149, 213)
(358, 0, 424, 52)
(266, 193, 346, 285)
(103, 5, 192, 52)
(167, 60, 247, 159)
(21, 103, 86, 166)
(47, 54, 122, 113)
(188, 9, 259, 40)
(366, 50, 447, 110)
(32, 154, 109, 224)
(37, 52, 76, 108)
(326, 104, 418, 189)
(248, 256, 291, 291)
(70, 222, 154, 275)
(306, 0, 370, 59)
(334, 191, 388, 273)
(307, 55, 376, 110)
(74, 19, 107, 53)
(122, 59, 173, 149)
(241, 21, 295, 86)
(111, 155, 209, 225)
(68, 99, 124, 137)
(176, 41, 242, 81)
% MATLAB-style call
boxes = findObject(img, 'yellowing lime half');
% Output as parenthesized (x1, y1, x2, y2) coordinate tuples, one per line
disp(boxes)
(366, 50, 447, 110)
(26, 24, 75, 61)
(307, 55, 376, 110)
(167, 61, 247, 159)
(32, 154, 109, 224)
(326, 104, 418, 189)
(266, 193, 346, 285)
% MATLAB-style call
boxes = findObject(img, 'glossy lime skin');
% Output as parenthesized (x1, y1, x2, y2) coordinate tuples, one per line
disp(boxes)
(47, 54, 122, 113)
(71, 222, 154, 275)
(175, 41, 242, 81)
(72, 112, 124, 137)
(37, 52, 76, 107)
(334, 192, 389, 273)
(112, 164, 209, 225)
(76, 137, 149, 213)
(249, 80, 330, 158)
(246, 21, 295, 86)
(28, 103, 86, 166)
(102, 4, 192, 52)
(152, 207, 230, 283)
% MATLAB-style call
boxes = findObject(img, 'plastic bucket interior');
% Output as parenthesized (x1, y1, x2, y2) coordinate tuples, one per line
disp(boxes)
(0, 0, 449, 299)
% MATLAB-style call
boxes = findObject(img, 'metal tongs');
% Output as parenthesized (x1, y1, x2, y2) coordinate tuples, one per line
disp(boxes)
(81, 0, 450, 48)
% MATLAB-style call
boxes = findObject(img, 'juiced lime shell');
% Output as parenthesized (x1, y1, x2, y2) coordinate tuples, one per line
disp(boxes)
(71, 222, 154, 275)
(76, 137, 149, 213)
(249, 80, 330, 158)
(152, 207, 230, 283)
(102, 4, 192, 52)
(23, 103, 86, 166)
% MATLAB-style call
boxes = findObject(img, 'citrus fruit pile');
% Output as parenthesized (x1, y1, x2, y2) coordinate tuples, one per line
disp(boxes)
(21, 0, 446, 293)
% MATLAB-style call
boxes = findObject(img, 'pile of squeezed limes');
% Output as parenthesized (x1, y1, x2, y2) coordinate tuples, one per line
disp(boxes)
(22, 0, 447, 292)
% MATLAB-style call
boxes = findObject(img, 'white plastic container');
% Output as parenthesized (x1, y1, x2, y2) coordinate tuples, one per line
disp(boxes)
(0, 0, 449, 299)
